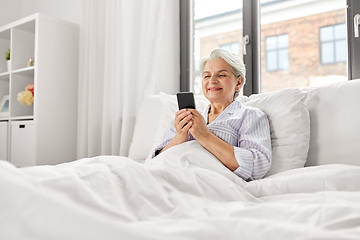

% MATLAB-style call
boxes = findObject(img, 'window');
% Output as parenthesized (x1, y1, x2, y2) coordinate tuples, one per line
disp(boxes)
(320, 23, 346, 64)
(220, 42, 241, 56)
(193, 0, 243, 95)
(265, 34, 289, 71)
(187, 0, 349, 94)
(260, 0, 347, 92)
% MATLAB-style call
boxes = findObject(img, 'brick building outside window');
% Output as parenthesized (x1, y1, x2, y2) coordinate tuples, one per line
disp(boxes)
(194, 0, 347, 93)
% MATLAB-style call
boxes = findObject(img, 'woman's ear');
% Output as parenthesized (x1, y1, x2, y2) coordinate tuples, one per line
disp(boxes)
(236, 76, 243, 90)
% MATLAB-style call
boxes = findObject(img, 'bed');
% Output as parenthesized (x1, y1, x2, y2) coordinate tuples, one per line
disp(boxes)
(1, 79, 360, 239)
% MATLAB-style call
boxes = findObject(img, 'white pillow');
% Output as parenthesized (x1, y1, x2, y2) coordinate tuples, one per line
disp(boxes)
(128, 96, 163, 161)
(147, 92, 209, 159)
(236, 95, 249, 103)
(304, 80, 360, 167)
(243, 88, 310, 176)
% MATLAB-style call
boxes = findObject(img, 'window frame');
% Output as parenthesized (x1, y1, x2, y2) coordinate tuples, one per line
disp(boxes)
(242, 0, 261, 96)
(347, 0, 360, 79)
(179, 0, 194, 92)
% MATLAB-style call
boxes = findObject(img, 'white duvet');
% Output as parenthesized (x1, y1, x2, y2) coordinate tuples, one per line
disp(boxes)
(1, 141, 360, 240)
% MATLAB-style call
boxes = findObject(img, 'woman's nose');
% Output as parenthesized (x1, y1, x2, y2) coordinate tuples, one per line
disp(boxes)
(209, 76, 218, 83)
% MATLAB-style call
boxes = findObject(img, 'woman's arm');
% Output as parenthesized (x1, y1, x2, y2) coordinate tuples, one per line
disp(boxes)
(188, 109, 271, 180)
(197, 132, 240, 171)
(233, 111, 272, 180)
(187, 109, 239, 171)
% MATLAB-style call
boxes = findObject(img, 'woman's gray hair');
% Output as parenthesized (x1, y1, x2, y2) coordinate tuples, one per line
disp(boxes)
(200, 48, 246, 99)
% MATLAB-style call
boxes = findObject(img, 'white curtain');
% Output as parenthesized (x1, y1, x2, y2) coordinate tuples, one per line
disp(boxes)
(77, 0, 166, 158)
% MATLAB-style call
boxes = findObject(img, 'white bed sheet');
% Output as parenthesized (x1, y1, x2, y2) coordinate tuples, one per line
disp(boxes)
(1, 141, 360, 239)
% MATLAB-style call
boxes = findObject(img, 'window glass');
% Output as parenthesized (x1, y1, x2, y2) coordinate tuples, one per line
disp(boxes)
(266, 36, 277, 50)
(278, 49, 289, 70)
(320, 23, 346, 64)
(265, 34, 289, 71)
(192, 0, 347, 94)
(220, 42, 240, 55)
(193, 0, 243, 95)
(335, 40, 347, 62)
(335, 23, 346, 39)
(278, 34, 288, 48)
(261, 0, 347, 92)
(266, 51, 277, 71)
(320, 25, 334, 41)
(321, 42, 335, 64)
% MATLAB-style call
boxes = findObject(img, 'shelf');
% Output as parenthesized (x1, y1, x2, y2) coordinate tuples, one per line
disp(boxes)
(0, 29, 11, 73)
(0, 72, 10, 80)
(0, 13, 79, 166)
(0, 77, 9, 105)
(15, 20, 35, 33)
(10, 69, 34, 118)
(0, 29, 10, 40)
(0, 67, 35, 77)
(11, 116, 34, 121)
(12, 21, 35, 71)
(12, 66, 35, 76)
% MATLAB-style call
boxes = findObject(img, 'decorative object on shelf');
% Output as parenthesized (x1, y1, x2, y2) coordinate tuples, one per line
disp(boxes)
(5, 49, 10, 72)
(18, 84, 34, 106)
(0, 95, 10, 117)
(27, 58, 34, 67)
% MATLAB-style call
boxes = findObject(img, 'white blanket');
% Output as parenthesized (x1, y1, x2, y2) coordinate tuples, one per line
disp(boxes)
(1, 141, 360, 239)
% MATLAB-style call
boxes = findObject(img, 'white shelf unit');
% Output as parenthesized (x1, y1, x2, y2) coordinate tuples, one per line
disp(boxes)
(0, 13, 79, 167)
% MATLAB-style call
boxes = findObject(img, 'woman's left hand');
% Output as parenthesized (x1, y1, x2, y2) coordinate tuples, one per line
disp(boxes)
(187, 109, 211, 141)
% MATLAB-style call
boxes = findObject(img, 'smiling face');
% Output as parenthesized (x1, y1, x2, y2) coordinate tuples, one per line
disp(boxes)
(202, 58, 243, 105)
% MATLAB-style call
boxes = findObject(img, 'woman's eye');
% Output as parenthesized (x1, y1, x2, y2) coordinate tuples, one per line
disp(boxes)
(204, 75, 210, 78)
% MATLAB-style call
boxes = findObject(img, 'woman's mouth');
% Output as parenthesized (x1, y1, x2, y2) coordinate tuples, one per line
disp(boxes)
(208, 87, 222, 91)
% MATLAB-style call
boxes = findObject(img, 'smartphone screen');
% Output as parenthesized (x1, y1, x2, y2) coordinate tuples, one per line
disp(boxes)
(176, 92, 196, 110)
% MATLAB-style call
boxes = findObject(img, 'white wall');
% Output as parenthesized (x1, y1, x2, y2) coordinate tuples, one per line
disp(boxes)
(20, 0, 82, 25)
(0, 0, 179, 94)
(0, 0, 23, 26)
(0, 0, 82, 26)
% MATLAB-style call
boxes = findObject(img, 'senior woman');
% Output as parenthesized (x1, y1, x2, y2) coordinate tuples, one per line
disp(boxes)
(153, 49, 272, 181)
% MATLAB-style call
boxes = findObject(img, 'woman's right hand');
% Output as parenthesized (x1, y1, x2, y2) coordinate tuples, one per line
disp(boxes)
(173, 109, 193, 143)
(155, 109, 193, 156)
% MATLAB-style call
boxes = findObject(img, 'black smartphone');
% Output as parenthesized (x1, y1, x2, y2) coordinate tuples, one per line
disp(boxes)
(176, 92, 196, 110)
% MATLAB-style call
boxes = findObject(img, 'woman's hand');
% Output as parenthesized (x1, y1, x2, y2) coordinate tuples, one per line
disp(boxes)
(187, 109, 211, 141)
(156, 109, 193, 155)
(173, 109, 193, 143)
